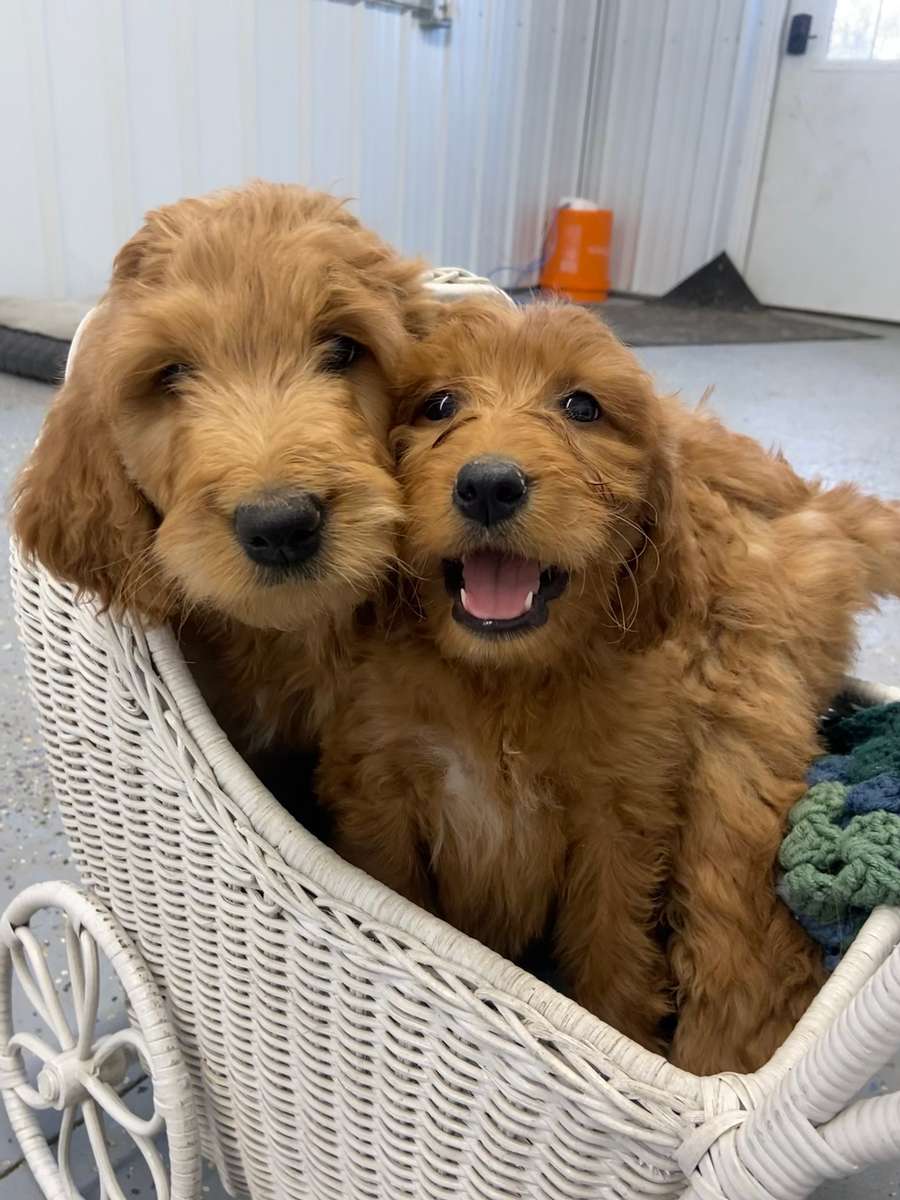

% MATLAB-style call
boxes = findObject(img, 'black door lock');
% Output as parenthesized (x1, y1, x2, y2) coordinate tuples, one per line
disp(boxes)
(787, 13, 817, 54)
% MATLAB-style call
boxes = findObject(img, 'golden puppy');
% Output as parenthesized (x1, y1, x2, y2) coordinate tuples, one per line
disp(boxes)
(13, 182, 425, 754)
(318, 297, 900, 1072)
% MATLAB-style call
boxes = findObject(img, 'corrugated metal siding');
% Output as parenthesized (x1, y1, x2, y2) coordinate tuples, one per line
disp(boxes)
(0, 0, 600, 299)
(580, 0, 785, 297)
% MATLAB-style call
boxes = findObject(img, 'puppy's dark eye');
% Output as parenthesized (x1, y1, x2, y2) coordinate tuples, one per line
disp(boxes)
(561, 390, 602, 423)
(322, 335, 365, 372)
(156, 363, 193, 393)
(420, 391, 458, 421)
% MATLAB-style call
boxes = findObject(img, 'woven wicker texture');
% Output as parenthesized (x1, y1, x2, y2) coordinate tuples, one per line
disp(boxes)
(11, 545, 900, 1200)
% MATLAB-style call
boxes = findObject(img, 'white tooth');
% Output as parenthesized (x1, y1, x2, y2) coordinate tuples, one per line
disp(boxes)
(524, 591, 534, 612)
(460, 587, 469, 611)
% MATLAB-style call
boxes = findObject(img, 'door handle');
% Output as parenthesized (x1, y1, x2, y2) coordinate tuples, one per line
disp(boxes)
(787, 13, 818, 54)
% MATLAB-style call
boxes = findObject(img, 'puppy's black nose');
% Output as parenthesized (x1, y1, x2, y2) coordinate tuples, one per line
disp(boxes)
(234, 493, 323, 568)
(453, 458, 529, 527)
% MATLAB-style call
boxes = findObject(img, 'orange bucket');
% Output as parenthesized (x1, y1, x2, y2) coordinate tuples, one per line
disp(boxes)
(539, 203, 612, 303)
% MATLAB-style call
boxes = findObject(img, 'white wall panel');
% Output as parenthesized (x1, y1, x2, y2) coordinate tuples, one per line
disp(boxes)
(501, 2, 569, 286)
(44, 0, 134, 297)
(472, 0, 522, 274)
(581, 0, 786, 296)
(254, 0, 304, 185)
(122, 1, 184, 215)
(307, 0, 361, 196)
(356, 6, 407, 248)
(0, 0, 601, 299)
(0, 1, 55, 297)
(192, 0, 257, 192)
(440, 0, 493, 269)
(402, 18, 448, 262)
(630, 0, 724, 293)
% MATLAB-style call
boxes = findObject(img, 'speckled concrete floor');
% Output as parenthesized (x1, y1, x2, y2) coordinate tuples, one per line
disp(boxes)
(1, 325, 899, 1198)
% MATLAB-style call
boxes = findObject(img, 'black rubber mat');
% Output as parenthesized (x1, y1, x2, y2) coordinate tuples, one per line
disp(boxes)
(510, 291, 877, 347)
(593, 299, 878, 348)
(0, 325, 69, 384)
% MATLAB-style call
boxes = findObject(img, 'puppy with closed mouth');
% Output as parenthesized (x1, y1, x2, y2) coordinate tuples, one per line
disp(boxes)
(14, 182, 426, 758)
(319, 296, 900, 1071)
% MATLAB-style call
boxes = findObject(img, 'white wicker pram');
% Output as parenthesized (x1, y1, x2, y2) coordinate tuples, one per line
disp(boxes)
(4, 270, 900, 1200)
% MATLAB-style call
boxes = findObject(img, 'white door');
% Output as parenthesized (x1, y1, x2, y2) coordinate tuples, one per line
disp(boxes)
(747, 0, 900, 321)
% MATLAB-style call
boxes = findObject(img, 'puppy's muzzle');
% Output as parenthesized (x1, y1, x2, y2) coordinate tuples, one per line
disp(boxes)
(453, 458, 529, 527)
(234, 491, 324, 570)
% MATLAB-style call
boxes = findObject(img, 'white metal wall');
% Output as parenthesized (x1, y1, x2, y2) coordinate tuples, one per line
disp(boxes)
(580, 0, 788, 296)
(0, 0, 600, 300)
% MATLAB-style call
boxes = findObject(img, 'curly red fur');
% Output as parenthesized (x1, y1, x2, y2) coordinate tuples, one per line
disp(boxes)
(13, 182, 428, 754)
(318, 298, 900, 1072)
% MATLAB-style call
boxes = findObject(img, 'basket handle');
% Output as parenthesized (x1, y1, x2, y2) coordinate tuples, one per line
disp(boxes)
(683, 931, 900, 1198)
(801, 937, 900, 1165)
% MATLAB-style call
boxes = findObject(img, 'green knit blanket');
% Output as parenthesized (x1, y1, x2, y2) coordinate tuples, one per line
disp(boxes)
(779, 701, 900, 965)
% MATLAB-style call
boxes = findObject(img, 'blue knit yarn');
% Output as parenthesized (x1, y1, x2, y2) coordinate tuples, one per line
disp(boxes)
(780, 702, 900, 966)
(845, 772, 900, 815)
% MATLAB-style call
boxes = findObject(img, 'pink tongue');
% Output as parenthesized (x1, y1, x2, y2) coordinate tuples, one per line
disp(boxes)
(461, 552, 541, 620)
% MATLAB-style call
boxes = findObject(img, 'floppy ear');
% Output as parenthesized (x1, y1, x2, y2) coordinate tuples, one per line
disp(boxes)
(611, 424, 706, 651)
(12, 334, 162, 619)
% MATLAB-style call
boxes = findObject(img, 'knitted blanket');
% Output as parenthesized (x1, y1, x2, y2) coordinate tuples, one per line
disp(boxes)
(779, 702, 900, 966)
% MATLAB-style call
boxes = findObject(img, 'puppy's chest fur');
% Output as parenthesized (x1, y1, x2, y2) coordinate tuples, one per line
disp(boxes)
(396, 647, 687, 961)
(416, 717, 571, 958)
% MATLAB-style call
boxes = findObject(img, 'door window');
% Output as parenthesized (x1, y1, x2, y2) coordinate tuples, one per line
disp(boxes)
(828, 0, 900, 61)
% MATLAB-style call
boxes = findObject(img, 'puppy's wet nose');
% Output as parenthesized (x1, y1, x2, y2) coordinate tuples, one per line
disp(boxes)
(453, 458, 529, 527)
(234, 492, 324, 568)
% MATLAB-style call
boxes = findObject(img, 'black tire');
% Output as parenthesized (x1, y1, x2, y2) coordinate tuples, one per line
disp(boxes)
(0, 325, 70, 385)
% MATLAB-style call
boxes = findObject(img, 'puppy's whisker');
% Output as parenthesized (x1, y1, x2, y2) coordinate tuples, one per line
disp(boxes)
(119, 551, 162, 609)
(386, 553, 427, 585)
(618, 553, 641, 631)
(123, 546, 157, 587)
(609, 510, 661, 581)
(127, 555, 174, 609)
(175, 596, 201, 642)
(607, 571, 629, 641)
(87, 553, 133, 578)
(641, 497, 661, 530)
(329, 564, 369, 598)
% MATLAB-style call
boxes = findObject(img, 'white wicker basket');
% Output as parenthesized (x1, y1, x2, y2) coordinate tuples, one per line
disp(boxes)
(4, 270, 900, 1200)
(8, 538, 900, 1200)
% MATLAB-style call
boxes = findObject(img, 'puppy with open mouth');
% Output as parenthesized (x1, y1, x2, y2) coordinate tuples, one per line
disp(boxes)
(319, 296, 900, 1070)
(320, 297, 690, 1055)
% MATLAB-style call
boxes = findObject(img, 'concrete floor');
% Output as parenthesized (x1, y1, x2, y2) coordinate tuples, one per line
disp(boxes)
(1, 324, 899, 1197)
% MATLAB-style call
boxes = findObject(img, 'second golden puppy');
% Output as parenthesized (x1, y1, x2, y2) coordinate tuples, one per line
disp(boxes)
(319, 297, 900, 1071)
